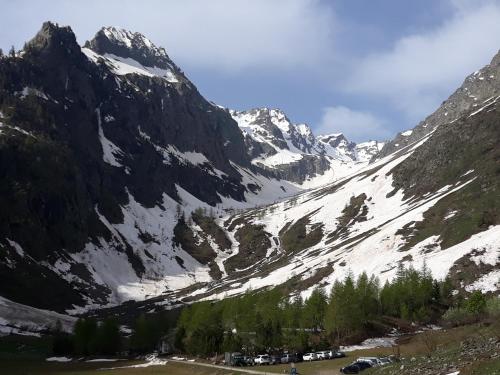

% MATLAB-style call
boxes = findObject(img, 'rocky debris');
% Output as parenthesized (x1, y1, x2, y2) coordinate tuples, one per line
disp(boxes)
(380, 335, 500, 375)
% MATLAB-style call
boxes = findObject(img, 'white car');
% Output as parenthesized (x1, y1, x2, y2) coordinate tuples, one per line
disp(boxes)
(303, 352, 318, 361)
(316, 351, 329, 360)
(254, 354, 271, 365)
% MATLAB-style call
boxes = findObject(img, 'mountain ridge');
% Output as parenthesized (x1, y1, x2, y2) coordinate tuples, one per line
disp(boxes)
(230, 107, 383, 187)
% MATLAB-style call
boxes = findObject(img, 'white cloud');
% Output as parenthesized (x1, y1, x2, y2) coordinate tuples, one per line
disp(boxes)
(343, 1, 500, 123)
(316, 106, 392, 142)
(149, 0, 336, 72)
(3, 0, 336, 73)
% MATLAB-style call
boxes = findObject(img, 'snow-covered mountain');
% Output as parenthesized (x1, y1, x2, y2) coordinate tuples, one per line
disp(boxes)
(231, 108, 384, 187)
(0, 22, 498, 328)
(0, 22, 301, 315)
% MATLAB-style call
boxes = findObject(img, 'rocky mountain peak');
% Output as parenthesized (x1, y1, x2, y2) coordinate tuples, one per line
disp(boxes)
(23, 21, 81, 59)
(317, 133, 349, 147)
(84, 26, 181, 73)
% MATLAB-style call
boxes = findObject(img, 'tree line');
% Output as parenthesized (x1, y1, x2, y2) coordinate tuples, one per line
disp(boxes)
(51, 264, 497, 358)
(175, 264, 457, 356)
(52, 311, 177, 357)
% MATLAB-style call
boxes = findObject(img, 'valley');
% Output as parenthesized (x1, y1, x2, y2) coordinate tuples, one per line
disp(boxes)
(0, 20, 499, 374)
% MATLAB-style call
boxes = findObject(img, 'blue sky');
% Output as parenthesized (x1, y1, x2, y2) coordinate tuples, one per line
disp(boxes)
(1, 0, 500, 142)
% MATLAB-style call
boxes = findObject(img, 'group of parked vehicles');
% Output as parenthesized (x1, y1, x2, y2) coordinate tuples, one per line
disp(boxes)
(340, 356, 396, 374)
(224, 350, 345, 367)
(302, 350, 345, 361)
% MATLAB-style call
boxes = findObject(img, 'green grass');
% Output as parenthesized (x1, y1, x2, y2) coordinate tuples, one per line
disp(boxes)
(0, 358, 247, 375)
(464, 357, 500, 375)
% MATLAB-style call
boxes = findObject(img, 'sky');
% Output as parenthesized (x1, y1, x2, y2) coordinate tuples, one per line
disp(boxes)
(1, 0, 500, 142)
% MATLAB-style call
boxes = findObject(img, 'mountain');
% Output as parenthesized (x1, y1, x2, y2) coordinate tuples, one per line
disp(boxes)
(231, 107, 383, 187)
(0, 22, 498, 331)
(199, 98, 500, 301)
(0, 22, 300, 315)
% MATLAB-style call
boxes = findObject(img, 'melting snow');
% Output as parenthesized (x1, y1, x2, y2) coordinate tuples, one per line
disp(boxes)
(96, 108, 124, 167)
(82, 48, 178, 83)
(444, 210, 458, 220)
(100, 354, 167, 369)
(465, 270, 500, 293)
(340, 336, 397, 352)
(46, 357, 72, 362)
(192, 132, 498, 301)
(6, 239, 24, 257)
(0, 296, 76, 336)
(401, 130, 413, 136)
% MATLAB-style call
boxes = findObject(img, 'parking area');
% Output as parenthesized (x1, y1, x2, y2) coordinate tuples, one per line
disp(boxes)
(223, 350, 347, 367)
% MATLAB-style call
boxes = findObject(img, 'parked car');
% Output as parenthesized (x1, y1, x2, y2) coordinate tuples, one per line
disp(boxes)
(340, 364, 360, 374)
(353, 361, 372, 370)
(254, 354, 271, 365)
(224, 352, 246, 366)
(303, 352, 318, 361)
(378, 357, 391, 365)
(330, 350, 346, 358)
(316, 351, 330, 360)
(357, 357, 380, 366)
(281, 354, 296, 364)
(270, 354, 282, 365)
(244, 356, 255, 366)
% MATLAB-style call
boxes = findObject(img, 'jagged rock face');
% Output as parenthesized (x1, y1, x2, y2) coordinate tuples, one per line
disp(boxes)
(0, 22, 292, 312)
(316, 133, 354, 161)
(231, 108, 383, 184)
(231, 108, 333, 183)
(377, 49, 500, 159)
(270, 155, 332, 184)
(84, 27, 189, 86)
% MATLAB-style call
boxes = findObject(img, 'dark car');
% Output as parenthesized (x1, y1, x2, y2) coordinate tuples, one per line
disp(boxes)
(332, 351, 346, 358)
(281, 354, 296, 364)
(295, 353, 304, 362)
(341, 361, 372, 374)
(231, 354, 247, 367)
(355, 361, 373, 370)
(270, 354, 282, 365)
(341, 364, 360, 374)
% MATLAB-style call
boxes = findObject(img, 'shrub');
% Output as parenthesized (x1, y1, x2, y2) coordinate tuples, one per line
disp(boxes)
(485, 297, 500, 318)
(442, 307, 474, 327)
(465, 291, 487, 315)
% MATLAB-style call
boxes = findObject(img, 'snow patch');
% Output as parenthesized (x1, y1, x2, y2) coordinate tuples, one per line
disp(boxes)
(340, 336, 397, 352)
(96, 108, 124, 167)
(465, 270, 500, 293)
(82, 48, 178, 83)
(46, 357, 72, 362)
